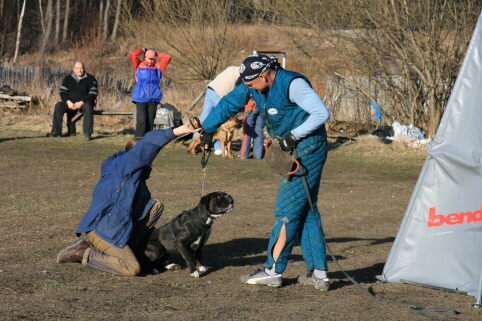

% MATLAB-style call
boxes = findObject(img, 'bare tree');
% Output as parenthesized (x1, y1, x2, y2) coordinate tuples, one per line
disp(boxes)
(0, 0, 5, 57)
(54, 0, 60, 43)
(98, 0, 104, 36)
(103, 0, 111, 38)
(40, 0, 54, 60)
(62, 0, 70, 42)
(110, 0, 122, 40)
(121, 0, 256, 82)
(13, 0, 26, 64)
(270, 0, 478, 137)
(38, 0, 45, 35)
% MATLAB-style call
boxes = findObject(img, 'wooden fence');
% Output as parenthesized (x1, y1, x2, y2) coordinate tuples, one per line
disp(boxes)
(0, 65, 136, 94)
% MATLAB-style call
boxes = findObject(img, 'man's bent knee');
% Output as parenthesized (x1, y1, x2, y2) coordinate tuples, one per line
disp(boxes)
(117, 261, 141, 277)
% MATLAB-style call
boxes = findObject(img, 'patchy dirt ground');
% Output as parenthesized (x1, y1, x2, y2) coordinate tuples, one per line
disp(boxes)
(0, 120, 480, 321)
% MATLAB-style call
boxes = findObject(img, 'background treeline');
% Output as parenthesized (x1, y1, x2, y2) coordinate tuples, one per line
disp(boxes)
(1, 0, 481, 137)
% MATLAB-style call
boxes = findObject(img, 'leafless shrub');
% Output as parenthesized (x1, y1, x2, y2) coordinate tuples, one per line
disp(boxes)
(120, 0, 257, 82)
(267, 0, 479, 137)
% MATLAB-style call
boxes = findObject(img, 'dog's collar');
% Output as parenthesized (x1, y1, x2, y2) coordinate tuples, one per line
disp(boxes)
(206, 213, 223, 225)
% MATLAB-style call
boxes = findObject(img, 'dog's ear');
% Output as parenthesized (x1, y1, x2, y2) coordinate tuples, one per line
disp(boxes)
(205, 192, 222, 213)
(196, 194, 211, 214)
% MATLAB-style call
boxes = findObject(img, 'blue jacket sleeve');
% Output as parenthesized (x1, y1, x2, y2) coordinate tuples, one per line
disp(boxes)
(119, 128, 176, 175)
(202, 84, 250, 133)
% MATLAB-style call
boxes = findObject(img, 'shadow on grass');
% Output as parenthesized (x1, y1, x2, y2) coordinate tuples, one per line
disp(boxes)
(0, 135, 47, 142)
(151, 234, 392, 291)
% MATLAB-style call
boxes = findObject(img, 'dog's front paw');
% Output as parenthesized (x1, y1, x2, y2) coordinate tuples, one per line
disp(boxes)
(190, 270, 200, 278)
(164, 263, 181, 271)
(197, 265, 208, 274)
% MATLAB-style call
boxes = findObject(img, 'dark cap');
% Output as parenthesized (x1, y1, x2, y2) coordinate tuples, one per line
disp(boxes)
(239, 54, 280, 82)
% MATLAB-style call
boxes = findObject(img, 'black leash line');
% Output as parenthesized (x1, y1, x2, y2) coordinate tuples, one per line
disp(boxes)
(297, 163, 457, 320)
(200, 150, 210, 197)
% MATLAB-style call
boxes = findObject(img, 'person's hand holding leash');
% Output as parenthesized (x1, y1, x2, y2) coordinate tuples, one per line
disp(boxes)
(173, 118, 202, 136)
(189, 116, 202, 129)
(279, 132, 299, 152)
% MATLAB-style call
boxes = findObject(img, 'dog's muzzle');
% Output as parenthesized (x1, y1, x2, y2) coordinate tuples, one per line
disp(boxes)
(214, 203, 234, 215)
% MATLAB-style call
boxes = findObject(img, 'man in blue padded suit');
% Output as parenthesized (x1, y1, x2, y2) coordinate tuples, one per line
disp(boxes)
(200, 54, 331, 290)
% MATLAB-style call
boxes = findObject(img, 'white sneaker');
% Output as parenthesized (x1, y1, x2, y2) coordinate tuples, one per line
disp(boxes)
(240, 269, 282, 287)
(214, 150, 222, 155)
(298, 272, 330, 291)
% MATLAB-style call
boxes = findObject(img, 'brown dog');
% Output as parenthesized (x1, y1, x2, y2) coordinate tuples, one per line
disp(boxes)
(188, 116, 241, 158)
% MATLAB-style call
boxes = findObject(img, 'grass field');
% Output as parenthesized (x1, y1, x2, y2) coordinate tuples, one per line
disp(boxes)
(1, 120, 480, 321)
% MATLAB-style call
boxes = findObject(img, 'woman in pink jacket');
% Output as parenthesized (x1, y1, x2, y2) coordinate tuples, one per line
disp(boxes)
(130, 48, 171, 136)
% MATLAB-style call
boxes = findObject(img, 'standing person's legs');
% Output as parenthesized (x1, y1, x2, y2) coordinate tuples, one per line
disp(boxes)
(295, 139, 330, 290)
(298, 198, 327, 271)
(264, 145, 325, 273)
(135, 102, 148, 137)
(252, 111, 265, 159)
(241, 139, 327, 287)
(80, 102, 94, 138)
(50, 101, 73, 135)
(146, 102, 158, 134)
(197, 88, 222, 151)
(240, 173, 305, 287)
(199, 88, 220, 121)
(240, 110, 254, 159)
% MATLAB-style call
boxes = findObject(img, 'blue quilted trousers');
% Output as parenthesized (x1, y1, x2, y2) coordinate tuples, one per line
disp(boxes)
(266, 137, 328, 274)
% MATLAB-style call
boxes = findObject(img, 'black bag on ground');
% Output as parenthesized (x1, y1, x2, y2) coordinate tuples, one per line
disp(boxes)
(371, 126, 394, 144)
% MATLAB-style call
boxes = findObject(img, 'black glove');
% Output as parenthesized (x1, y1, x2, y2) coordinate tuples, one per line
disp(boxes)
(200, 130, 214, 152)
(279, 132, 298, 152)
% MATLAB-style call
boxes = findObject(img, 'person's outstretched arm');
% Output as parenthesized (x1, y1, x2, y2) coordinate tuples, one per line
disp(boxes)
(173, 121, 201, 136)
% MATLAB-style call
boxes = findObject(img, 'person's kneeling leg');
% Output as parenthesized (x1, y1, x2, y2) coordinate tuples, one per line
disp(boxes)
(85, 230, 141, 277)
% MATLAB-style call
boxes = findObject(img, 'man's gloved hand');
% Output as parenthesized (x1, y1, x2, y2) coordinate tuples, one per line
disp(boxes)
(279, 132, 298, 152)
(200, 130, 214, 152)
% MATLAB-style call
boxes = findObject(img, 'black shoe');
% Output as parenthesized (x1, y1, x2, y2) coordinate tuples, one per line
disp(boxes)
(46, 132, 61, 138)
(84, 134, 92, 141)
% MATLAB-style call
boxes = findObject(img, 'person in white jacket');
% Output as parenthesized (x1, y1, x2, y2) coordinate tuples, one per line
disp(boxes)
(196, 66, 241, 155)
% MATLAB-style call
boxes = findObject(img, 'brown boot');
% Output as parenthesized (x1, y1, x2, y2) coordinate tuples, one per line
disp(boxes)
(56, 238, 90, 264)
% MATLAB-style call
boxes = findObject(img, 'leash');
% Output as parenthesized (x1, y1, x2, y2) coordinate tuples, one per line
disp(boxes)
(200, 150, 210, 197)
(188, 116, 209, 197)
(295, 155, 457, 320)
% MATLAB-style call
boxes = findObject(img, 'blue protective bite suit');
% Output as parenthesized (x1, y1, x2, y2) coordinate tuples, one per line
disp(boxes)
(202, 68, 330, 274)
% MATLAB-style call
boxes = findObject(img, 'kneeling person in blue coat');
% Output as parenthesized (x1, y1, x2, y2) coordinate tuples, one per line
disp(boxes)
(56, 122, 201, 276)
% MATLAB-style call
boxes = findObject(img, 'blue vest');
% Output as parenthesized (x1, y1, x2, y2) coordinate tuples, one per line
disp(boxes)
(202, 68, 327, 147)
(250, 69, 326, 147)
